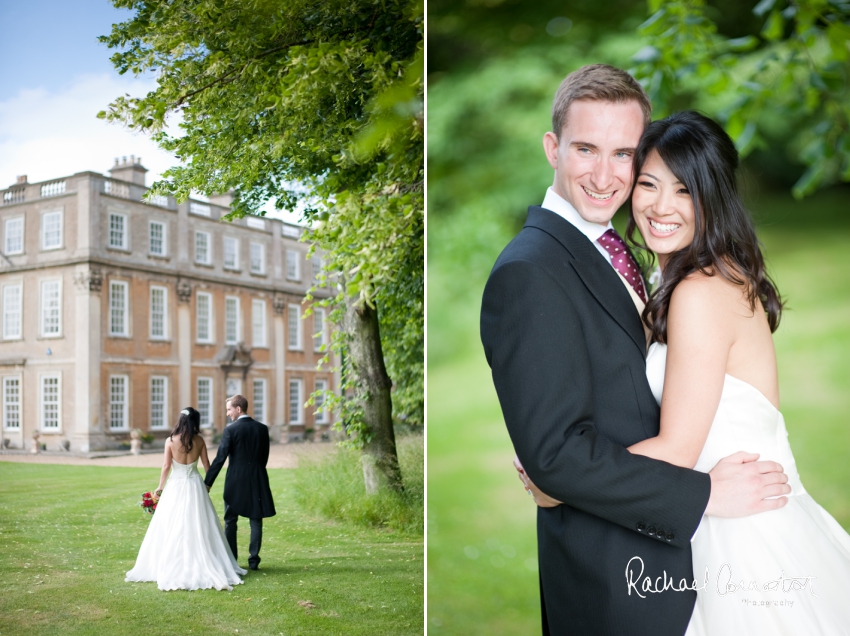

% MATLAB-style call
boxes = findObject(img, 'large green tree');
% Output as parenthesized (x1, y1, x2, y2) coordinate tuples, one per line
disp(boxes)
(100, 0, 423, 492)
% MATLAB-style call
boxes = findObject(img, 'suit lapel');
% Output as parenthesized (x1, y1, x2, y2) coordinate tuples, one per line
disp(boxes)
(525, 207, 647, 357)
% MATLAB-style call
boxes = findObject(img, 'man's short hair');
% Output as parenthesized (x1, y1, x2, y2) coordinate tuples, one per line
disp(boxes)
(552, 64, 652, 138)
(227, 394, 248, 413)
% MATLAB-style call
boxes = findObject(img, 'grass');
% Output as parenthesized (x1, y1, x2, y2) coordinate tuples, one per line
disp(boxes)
(426, 185, 850, 634)
(0, 462, 423, 636)
(292, 434, 424, 534)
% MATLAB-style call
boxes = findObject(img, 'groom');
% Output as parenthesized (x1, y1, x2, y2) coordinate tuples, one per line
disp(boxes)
(205, 394, 276, 570)
(480, 64, 789, 635)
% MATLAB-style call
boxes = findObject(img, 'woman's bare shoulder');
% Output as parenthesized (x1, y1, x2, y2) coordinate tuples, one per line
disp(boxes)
(668, 270, 750, 335)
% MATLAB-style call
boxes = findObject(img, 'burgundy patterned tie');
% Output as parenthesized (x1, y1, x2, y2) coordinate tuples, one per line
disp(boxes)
(597, 228, 647, 303)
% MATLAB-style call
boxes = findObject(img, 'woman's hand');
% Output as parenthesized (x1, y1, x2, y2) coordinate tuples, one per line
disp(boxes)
(514, 455, 563, 508)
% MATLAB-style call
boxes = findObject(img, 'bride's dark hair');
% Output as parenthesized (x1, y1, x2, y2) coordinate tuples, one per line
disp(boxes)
(171, 407, 201, 452)
(626, 110, 783, 344)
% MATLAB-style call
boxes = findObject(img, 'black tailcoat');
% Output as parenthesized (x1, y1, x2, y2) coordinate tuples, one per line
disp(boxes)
(480, 207, 711, 635)
(205, 416, 276, 519)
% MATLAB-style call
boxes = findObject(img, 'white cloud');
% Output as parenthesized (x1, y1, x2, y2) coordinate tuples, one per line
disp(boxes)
(0, 73, 302, 225)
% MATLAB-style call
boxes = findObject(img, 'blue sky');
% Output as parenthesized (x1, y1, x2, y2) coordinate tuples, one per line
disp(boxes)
(0, 0, 298, 223)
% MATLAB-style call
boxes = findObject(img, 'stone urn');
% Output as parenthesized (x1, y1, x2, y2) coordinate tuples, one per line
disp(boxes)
(31, 430, 41, 454)
(130, 429, 142, 456)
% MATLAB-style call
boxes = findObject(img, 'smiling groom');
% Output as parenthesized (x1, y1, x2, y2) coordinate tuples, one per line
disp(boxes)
(480, 65, 786, 635)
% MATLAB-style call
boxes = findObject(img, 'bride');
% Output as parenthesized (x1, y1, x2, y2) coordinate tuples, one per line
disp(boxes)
(522, 110, 850, 633)
(125, 407, 246, 591)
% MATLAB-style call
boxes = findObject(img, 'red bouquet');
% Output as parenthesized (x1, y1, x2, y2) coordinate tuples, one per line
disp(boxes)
(139, 491, 158, 515)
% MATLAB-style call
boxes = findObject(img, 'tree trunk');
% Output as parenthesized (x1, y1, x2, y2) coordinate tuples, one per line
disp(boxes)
(344, 297, 403, 494)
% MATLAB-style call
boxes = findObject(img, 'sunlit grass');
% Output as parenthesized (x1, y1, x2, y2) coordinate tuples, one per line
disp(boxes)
(0, 463, 423, 635)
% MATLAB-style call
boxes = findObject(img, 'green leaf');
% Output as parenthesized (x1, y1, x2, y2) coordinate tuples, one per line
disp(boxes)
(792, 162, 825, 199)
(638, 9, 666, 33)
(761, 10, 785, 41)
(632, 45, 662, 64)
(735, 121, 758, 155)
(827, 22, 850, 61)
(753, 0, 777, 17)
(727, 35, 760, 52)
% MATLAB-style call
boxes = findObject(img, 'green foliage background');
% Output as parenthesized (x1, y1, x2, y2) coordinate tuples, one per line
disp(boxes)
(427, 1, 850, 633)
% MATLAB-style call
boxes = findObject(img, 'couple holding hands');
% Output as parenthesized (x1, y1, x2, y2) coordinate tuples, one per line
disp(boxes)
(125, 394, 276, 591)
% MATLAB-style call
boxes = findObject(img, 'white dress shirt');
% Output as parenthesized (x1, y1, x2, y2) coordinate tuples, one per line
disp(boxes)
(541, 187, 613, 263)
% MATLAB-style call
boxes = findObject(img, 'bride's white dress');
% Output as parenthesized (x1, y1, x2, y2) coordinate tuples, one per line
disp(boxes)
(645, 343, 850, 634)
(125, 458, 246, 591)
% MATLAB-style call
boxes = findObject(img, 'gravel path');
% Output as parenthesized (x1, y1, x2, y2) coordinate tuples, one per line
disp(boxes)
(0, 442, 335, 469)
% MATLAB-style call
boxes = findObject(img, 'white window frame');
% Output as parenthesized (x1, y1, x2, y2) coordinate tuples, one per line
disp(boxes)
(3, 375, 22, 430)
(196, 291, 213, 343)
(288, 304, 302, 350)
(149, 220, 167, 256)
(109, 374, 129, 431)
(108, 212, 128, 250)
(223, 236, 239, 270)
(195, 231, 211, 265)
(40, 279, 62, 338)
(250, 242, 265, 274)
(313, 308, 326, 352)
(3, 283, 22, 340)
(197, 377, 213, 428)
(225, 296, 240, 345)
(311, 255, 323, 285)
(253, 378, 267, 423)
(41, 210, 63, 250)
(40, 373, 61, 432)
(109, 280, 130, 337)
(314, 379, 329, 424)
(289, 379, 303, 424)
(4, 217, 24, 255)
(286, 250, 300, 281)
(252, 299, 267, 348)
(150, 285, 168, 340)
(150, 376, 168, 430)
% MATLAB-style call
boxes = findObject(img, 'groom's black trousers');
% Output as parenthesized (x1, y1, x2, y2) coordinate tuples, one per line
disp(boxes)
(224, 503, 262, 568)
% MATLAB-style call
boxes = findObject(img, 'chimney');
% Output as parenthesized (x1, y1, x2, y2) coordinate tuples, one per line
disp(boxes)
(108, 155, 148, 186)
(208, 191, 234, 208)
(15, 175, 27, 185)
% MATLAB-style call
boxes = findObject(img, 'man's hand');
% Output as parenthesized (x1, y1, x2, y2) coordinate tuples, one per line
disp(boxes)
(705, 451, 790, 517)
(206, 485, 211, 492)
(514, 455, 563, 508)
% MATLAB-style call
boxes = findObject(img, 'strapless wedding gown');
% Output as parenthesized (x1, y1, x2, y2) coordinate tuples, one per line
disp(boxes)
(125, 458, 246, 591)
(645, 343, 850, 634)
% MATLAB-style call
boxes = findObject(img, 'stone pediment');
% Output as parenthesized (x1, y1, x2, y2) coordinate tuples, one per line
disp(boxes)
(216, 343, 253, 370)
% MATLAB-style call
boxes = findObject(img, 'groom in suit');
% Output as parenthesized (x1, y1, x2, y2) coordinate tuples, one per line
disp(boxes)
(480, 65, 789, 635)
(205, 394, 276, 570)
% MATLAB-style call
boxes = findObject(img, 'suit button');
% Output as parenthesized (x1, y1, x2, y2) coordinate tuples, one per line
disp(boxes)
(647, 526, 656, 536)
(637, 522, 646, 532)
(666, 533, 674, 542)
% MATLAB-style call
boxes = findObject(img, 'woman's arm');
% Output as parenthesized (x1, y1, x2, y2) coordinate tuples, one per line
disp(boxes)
(154, 438, 173, 498)
(199, 436, 210, 473)
(628, 274, 736, 468)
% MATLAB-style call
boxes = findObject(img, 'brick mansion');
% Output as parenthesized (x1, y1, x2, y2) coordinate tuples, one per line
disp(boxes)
(0, 157, 336, 452)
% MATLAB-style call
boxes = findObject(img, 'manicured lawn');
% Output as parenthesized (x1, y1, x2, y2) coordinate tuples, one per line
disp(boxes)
(426, 186, 850, 634)
(0, 463, 423, 636)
